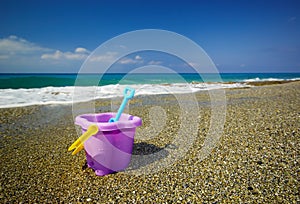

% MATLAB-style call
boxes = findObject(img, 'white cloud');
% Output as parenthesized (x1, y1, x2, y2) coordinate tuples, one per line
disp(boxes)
(89, 53, 144, 65)
(0, 35, 50, 55)
(119, 57, 137, 64)
(41, 50, 62, 60)
(0, 35, 95, 72)
(118, 55, 144, 65)
(135, 55, 142, 60)
(0, 36, 90, 62)
(65, 52, 88, 60)
(148, 60, 162, 65)
(41, 48, 90, 60)
(89, 51, 118, 63)
(75, 47, 90, 54)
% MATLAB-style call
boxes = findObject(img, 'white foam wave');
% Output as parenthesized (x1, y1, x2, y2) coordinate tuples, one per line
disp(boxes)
(0, 83, 248, 108)
(243, 77, 300, 82)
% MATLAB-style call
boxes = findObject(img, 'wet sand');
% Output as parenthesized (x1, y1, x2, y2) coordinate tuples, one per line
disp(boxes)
(0, 81, 299, 203)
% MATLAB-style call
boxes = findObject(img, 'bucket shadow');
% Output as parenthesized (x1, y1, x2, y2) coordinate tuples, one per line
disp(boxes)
(132, 142, 165, 155)
(127, 142, 169, 170)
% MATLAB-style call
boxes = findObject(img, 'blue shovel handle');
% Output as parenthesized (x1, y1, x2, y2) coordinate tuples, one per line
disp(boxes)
(109, 87, 135, 122)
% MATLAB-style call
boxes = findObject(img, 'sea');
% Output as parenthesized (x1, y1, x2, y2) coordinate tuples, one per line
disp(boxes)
(0, 73, 299, 108)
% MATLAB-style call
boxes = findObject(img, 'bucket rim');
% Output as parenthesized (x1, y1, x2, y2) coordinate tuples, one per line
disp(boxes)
(75, 112, 142, 131)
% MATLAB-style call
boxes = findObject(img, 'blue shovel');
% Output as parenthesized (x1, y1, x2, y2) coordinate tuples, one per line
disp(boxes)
(109, 87, 135, 122)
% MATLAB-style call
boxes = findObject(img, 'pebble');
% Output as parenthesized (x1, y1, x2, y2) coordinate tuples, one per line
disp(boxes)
(0, 81, 299, 203)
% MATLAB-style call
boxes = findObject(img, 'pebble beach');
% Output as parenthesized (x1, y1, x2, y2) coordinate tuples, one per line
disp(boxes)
(0, 81, 299, 203)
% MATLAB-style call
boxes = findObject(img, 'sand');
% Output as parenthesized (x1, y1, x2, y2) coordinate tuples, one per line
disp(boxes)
(0, 81, 299, 203)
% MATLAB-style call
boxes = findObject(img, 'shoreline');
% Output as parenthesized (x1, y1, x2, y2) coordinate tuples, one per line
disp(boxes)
(0, 81, 299, 202)
(0, 79, 299, 110)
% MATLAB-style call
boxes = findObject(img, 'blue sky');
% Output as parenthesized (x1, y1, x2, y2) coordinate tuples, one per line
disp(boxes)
(0, 0, 299, 73)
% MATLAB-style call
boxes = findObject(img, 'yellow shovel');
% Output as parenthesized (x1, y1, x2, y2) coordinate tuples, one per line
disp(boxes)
(68, 124, 99, 155)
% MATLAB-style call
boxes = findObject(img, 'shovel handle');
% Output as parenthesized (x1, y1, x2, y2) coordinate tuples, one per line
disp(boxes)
(109, 87, 135, 122)
(68, 125, 98, 155)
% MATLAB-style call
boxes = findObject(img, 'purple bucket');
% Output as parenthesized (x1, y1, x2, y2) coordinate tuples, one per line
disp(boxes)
(75, 112, 142, 176)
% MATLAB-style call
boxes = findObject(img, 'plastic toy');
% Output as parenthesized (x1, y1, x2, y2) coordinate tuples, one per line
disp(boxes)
(109, 87, 135, 122)
(68, 125, 98, 155)
(68, 87, 142, 176)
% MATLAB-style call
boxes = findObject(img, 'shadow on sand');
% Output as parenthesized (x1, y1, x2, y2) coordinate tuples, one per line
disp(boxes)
(127, 142, 170, 171)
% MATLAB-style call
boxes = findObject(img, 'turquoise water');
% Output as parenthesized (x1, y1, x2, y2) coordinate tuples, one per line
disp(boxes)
(0, 73, 299, 89)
